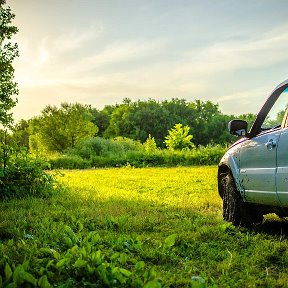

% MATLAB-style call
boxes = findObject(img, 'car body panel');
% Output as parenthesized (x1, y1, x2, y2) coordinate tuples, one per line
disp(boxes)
(276, 127, 288, 206)
(239, 130, 280, 206)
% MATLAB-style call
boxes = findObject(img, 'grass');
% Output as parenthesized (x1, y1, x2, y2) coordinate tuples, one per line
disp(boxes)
(1, 166, 288, 287)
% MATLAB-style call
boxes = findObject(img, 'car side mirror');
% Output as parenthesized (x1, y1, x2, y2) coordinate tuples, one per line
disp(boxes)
(228, 120, 248, 136)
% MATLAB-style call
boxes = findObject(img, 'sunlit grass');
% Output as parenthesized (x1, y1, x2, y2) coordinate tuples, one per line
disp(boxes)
(1, 166, 288, 287)
(62, 166, 220, 211)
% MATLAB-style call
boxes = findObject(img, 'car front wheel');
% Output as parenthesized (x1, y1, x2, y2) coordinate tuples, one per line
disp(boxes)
(222, 173, 263, 226)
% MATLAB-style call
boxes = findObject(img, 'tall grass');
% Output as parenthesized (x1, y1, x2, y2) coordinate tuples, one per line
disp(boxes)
(49, 137, 226, 169)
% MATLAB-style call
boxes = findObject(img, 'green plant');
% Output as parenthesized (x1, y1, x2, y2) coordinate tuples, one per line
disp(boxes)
(144, 134, 158, 153)
(0, 147, 60, 199)
(164, 123, 194, 151)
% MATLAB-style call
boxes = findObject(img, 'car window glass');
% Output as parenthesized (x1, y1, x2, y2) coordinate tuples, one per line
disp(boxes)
(261, 88, 288, 130)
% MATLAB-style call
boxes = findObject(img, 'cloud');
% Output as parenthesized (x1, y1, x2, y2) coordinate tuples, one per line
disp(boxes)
(177, 24, 288, 77)
(51, 24, 103, 54)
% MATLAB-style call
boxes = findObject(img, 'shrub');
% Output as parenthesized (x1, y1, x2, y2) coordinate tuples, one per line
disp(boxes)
(68, 136, 144, 160)
(0, 148, 60, 199)
(143, 134, 158, 153)
(49, 154, 92, 169)
(164, 124, 194, 151)
(47, 136, 226, 169)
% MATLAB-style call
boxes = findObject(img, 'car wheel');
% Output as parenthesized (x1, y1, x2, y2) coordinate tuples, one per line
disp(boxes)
(222, 173, 263, 226)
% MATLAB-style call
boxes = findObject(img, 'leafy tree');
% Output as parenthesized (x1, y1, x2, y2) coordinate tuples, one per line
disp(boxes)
(10, 119, 30, 148)
(91, 107, 112, 137)
(103, 102, 134, 139)
(164, 123, 194, 151)
(188, 100, 222, 146)
(103, 98, 233, 147)
(0, 0, 18, 127)
(30, 103, 98, 153)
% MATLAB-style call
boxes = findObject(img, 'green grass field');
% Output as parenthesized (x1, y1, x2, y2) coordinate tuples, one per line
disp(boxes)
(1, 166, 288, 287)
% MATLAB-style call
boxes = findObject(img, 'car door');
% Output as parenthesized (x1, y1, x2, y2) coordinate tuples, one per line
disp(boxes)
(276, 123, 288, 206)
(239, 129, 280, 205)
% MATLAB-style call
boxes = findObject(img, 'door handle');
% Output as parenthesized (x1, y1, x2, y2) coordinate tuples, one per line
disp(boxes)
(265, 139, 277, 150)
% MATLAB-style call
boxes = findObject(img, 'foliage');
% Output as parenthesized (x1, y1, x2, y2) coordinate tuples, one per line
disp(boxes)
(29, 103, 98, 153)
(48, 136, 226, 169)
(164, 123, 194, 151)
(0, 0, 19, 126)
(10, 99, 257, 151)
(1, 167, 288, 287)
(0, 146, 60, 199)
(10, 119, 30, 148)
(144, 134, 158, 153)
(91, 106, 114, 137)
(102, 98, 232, 147)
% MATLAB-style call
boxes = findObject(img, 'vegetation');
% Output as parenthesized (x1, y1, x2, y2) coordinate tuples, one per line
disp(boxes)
(0, 0, 18, 126)
(0, 1, 61, 201)
(29, 103, 98, 154)
(3, 3, 288, 287)
(164, 123, 194, 151)
(0, 146, 60, 199)
(47, 137, 226, 169)
(1, 167, 288, 287)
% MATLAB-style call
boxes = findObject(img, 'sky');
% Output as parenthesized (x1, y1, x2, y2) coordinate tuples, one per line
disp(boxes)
(8, 0, 288, 121)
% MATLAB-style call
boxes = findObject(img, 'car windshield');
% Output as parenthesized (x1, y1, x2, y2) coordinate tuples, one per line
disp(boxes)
(261, 87, 288, 130)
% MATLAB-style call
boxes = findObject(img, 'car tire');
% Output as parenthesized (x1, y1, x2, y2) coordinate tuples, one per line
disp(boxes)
(222, 173, 263, 226)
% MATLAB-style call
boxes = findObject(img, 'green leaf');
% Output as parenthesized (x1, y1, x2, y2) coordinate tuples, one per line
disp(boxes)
(164, 234, 177, 248)
(97, 264, 110, 286)
(144, 279, 162, 288)
(56, 258, 69, 268)
(22, 260, 29, 270)
(135, 261, 145, 271)
(119, 268, 132, 277)
(13, 265, 25, 285)
(74, 259, 87, 268)
(70, 245, 79, 255)
(64, 236, 73, 247)
(22, 272, 37, 286)
(38, 275, 52, 288)
(80, 246, 87, 257)
(12, 264, 37, 286)
(4, 262, 12, 282)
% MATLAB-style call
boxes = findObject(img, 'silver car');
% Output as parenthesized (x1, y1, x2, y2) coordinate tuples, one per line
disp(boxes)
(218, 79, 288, 226)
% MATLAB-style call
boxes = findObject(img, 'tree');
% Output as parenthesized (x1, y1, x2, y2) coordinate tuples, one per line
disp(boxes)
(30, 103, 98, 153)
(91, 105, 115, 137)
(10, 119, 30, 148)
(0, 0, 18, 127)
(164, 123, 194, 151)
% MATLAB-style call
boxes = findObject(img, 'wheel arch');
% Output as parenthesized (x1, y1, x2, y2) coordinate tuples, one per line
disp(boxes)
(218, 164, 231, 199)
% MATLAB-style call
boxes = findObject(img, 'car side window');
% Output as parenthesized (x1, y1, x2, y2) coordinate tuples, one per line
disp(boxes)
(261, 88, 288, 131)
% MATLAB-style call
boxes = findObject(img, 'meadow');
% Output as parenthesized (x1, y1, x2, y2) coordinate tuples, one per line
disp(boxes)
(1, 166, 288, 287)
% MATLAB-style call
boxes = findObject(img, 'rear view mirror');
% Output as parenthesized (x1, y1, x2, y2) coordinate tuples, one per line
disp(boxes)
(228, 120, 248, 136)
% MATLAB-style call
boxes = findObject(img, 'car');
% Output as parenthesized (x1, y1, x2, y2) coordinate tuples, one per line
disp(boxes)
(218, 79, 288, 226)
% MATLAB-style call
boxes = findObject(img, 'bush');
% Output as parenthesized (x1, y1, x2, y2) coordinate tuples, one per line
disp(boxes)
(49, 154, 91, 169)
(47, 137, 226, 169)
(0, 148, 60, 199)
(68, 136, 144, 160)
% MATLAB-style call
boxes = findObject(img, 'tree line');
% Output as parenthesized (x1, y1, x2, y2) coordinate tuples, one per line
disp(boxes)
(3, 99, 257, 154)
